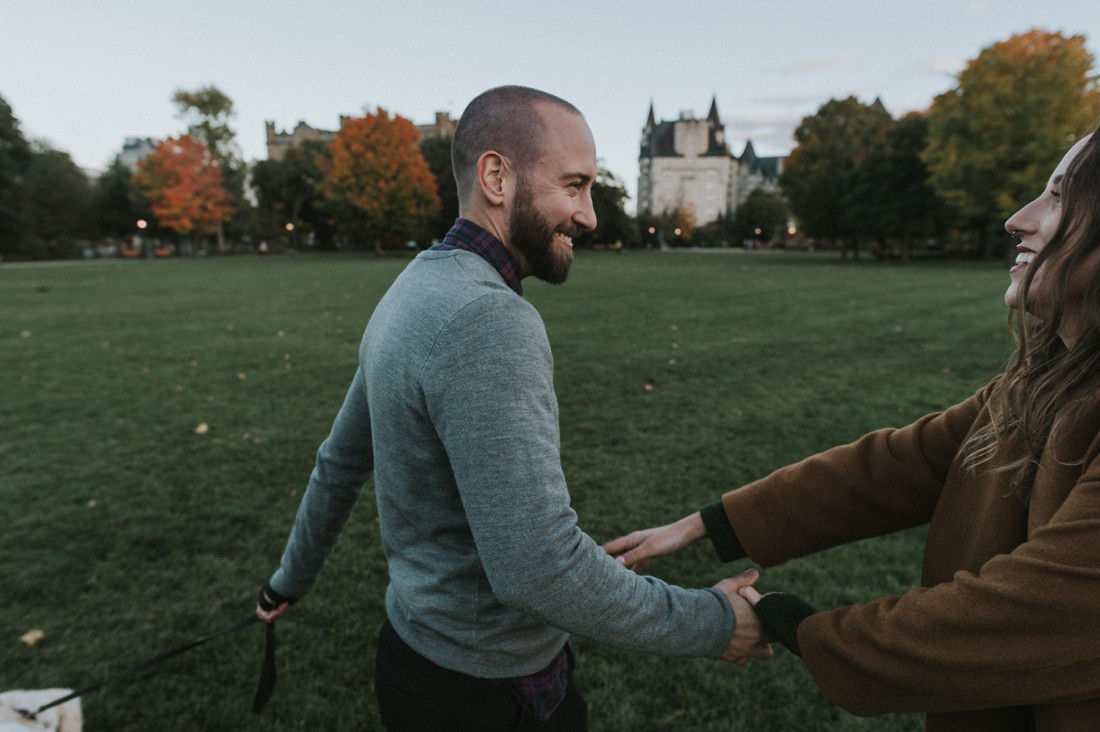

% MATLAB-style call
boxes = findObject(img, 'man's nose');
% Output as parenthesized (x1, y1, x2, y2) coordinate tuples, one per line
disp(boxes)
(575, 192, 597, 232)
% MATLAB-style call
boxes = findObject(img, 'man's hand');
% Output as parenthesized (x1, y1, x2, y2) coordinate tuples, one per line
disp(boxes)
(714, 568, 774, 665)
(256, 582, 293, 623)
(603, 511, 707, 573)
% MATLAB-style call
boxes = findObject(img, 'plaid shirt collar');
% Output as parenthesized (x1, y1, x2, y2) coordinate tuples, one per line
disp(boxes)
(429, 218, 523, 296)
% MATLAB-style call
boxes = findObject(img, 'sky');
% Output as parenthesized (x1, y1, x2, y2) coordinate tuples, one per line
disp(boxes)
(3, 0, 1100, 212)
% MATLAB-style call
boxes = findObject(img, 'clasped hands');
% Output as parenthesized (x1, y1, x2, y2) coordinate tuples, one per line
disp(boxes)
(603, 512, 774, 666)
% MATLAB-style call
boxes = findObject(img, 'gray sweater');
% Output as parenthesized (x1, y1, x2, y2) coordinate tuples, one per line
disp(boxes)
(270, 248, 735, 676)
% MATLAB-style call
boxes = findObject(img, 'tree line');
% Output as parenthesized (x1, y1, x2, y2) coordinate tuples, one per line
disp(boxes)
(0, 29, 1097, 261)
(779, 29, 1099, 260)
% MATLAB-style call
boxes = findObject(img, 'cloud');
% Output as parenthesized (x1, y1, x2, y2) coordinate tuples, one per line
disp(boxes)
(781, 53, 862, 74)
(721, 112, 804, 155)
(920, 55, 966, 77)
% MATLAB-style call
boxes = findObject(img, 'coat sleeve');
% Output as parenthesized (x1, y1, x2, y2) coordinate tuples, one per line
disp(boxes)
(722, 388, 988, 567)
(799, 438, 1100, 715)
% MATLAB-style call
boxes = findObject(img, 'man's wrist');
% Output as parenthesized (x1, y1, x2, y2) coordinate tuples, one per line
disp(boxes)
(258, 580, 297, 611)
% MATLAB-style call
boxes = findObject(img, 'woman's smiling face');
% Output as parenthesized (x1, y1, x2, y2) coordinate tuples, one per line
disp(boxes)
(1004, 136, 1090, 315)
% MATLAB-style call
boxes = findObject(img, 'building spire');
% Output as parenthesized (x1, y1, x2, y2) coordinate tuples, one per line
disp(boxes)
(645, 99, 656, 131)
(707, 95, 720, 125)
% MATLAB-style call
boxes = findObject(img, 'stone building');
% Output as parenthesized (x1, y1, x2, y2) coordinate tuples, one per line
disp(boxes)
(119, 137, 157, 171)
(265, 112, 458, 161)
(637, 97, 784, 225)
(264, 120, 342, 162)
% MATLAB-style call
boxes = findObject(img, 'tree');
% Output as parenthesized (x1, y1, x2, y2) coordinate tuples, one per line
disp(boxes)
(0, 93, 32, 255)
(172, 86, 238, 162)
(90, 157, 147, 240)
(419, 133, 459, 241)
(21, 141, 91, 258)
(172, 85, 246, 248)
(732, 189, 789, 246)
(780, 96, 892, 257)
(251, 140, 331, 246)
(318, 108, 440, 254)
(575, 166, 638, 248)
(849, 113, 949, 260)
(925, 30, 1100, 259)
(133, 135, 234, 250)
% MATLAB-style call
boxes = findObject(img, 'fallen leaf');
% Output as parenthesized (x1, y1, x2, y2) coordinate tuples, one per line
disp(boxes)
(194, 423, 209, 435)
(87, 499, 97, 509)
(644, 384, 655, 392)
(20, 330, 32, 338)
(20, 629, 45, 646)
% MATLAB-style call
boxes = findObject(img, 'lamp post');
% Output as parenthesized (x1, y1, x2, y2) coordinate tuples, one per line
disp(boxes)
(135, 219, 148, 257)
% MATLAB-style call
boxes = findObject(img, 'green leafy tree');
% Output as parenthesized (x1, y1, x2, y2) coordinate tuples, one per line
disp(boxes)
(251, 140, 332, 246)
(0, 93, 32, 255)
(319, 108, 440, 254)
(849, 113, 949, 260)
(925, 29, 1100, 259)
(575, 166, 638, 248)
(172, 85, 246, 248)
(418, 133, 459, 241)
(90, 157, 152, 240)
(780, 96, 892, 258)
(20, 141, 91, 258)
(732, 189, 789, 246)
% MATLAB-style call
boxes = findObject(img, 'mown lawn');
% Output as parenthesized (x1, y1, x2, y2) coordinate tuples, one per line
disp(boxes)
(1, 249, 1011, 730)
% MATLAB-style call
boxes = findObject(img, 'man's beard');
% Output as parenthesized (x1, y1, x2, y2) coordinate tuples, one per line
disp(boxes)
(507, 179, 575, 285)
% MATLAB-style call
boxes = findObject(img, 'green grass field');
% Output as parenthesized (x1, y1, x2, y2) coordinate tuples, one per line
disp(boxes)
(1, 250, 1012, 731)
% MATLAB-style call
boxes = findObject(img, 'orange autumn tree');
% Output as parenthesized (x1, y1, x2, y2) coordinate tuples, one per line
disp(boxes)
(319, 108, 440, 253)
(133, 135, 234, 252)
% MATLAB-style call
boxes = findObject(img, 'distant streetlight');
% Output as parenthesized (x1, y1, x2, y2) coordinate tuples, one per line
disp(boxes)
(647, 227, 656, 234)
(136, 219, 148, 230)
(754, 227, 762, 236)
(787, 226, 796, 236)
(285, 223, 295, 232)
(674, 228, 682, 236)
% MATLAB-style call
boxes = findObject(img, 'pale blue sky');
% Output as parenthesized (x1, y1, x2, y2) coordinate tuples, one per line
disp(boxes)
(3, 0, 1098, 210)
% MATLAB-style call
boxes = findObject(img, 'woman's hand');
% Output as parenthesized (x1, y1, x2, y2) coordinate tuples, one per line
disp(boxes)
(603, 511, 708, 573)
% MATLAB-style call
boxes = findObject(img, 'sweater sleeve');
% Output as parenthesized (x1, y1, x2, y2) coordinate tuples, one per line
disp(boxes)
(421, 294, 735, 659)
(268, 367, 374, 599)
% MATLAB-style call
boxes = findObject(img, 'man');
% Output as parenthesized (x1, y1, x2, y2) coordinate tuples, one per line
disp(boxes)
(257, 85, 770, 731)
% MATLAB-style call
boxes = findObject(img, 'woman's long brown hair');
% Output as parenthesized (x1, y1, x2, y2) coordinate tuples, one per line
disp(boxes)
(962, 128, 1100, 497)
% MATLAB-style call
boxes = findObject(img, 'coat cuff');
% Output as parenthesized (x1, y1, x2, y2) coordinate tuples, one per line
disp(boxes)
(701, 501, 747, 562)
(753, 593, 817, 657)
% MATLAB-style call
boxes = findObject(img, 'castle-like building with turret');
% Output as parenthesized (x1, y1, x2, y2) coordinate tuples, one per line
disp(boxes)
(637, 97, 784, 225)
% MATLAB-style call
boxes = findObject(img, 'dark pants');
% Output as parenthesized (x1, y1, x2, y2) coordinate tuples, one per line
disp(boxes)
(374, 620, 588, 732)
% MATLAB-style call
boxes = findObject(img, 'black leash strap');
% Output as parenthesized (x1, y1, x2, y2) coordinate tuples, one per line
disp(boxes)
(18, 615, 278, 720)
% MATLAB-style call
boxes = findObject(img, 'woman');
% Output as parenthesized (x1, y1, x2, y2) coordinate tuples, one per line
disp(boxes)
(605, 130, 1100, 731)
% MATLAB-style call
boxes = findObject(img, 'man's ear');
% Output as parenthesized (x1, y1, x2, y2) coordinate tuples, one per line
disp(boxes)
(476, 151, 510, 207)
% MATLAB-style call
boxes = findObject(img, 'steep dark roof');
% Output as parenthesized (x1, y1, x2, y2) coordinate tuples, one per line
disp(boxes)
(640, 121, 680, 157)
